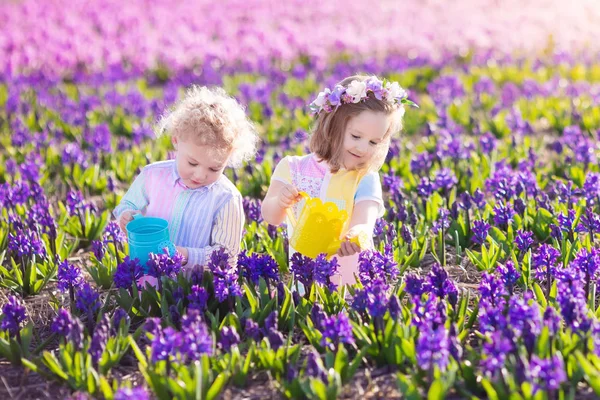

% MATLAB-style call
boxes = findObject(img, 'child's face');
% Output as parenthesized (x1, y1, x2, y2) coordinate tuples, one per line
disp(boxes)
(172, 135, 230, 189)
(341, 110, 392, 170)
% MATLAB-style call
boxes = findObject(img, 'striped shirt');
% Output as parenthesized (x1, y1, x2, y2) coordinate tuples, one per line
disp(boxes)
(113, 160, 244, 268)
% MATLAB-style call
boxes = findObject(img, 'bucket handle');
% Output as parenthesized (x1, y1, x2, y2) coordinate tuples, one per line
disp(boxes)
(132, 213, 143, 220)
(284, 191, 309, 228)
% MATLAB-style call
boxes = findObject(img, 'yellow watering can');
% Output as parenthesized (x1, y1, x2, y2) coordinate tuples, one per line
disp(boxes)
(285, 192, 369, 259)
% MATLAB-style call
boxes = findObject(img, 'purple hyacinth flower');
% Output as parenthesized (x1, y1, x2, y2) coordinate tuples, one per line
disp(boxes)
(493, 201, 515, 228)
(1, 296, 27, 337)
(113, 256, 143, 289)
(543, 306, 561, 336)
(89, 315, 110, 364)
(497, 261, 520, 291)
(147, 251, 184, 279)
(320, 312, 354, 351)
(244, 318, 261, 341)
(180, 310, 214, 361)
(218, 326, 240, 352)
(532, 244, 561, 281)
(112, 308, 130, 333)
(151, 326, 182, 364)
(91, 240, 106, 261)
(575, 209, 600, 234)
(305, 351, 328, 383)
(416, 325, 450, 372)
(103, 221, 126, 245)
(528, 354, 567, 393)
(75, 283, 101, 315)
(515, 230, 534, 252)
(404, 274, 426, 298)
(188, 285, 208, 311)
(114, 387, 150, 400)
(290, 252, 315, 289)
(433, 168, 458, 194)
(208, 247, 242, 302)
(52, 308, 84, 349)
(57, 259, 83, 292)
(471, 220, 491, 245)
(416, 177, 434, 199)
(480, 331, 513, 377)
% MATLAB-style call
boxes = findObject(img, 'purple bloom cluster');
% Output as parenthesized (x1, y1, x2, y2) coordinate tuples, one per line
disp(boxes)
(416, 325, 450, 371)
(528, 354, 567, 393)
(290, 252, 339, 291)
(147, 251, 184, 279)
(532, 244, 561, 281)
(1, 296, 27, 337)
(148, 309, 213, 364)
(89, 314, 110, 364)
(319, 312, 354, 351)
(113, 257, 144, 290)
(555, 266, 591, 334)
(238, 251, 280, 286)
(218, 326, 241, 352)
(51, 308, 84, 350)
(242, 197, 262, 223)
(208, 247, 242, 302)
(114, 387, 150, 400)
(57, 259, 83, 292)
(305, 350, 328, 383)
(471, 220, 490, 245)
(8, 228, 46, 259)
(514, 230, 534, 252)
(404, 264, 458, 306)
(75, 283, 101, 315)
(357, 247, 398, 288)
(188, 285, 209, 311)
(103, 221, 126, 245)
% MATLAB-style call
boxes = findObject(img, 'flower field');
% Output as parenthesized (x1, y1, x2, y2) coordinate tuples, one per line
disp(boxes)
(4, 0, 600, 399)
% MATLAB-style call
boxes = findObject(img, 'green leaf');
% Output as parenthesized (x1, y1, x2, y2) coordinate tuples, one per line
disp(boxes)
(208, 373, 230, 400)
(427, 379, 446, 400)
(532, 283, 548, 307)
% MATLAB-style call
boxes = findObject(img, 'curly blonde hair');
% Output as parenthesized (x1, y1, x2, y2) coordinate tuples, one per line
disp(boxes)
(156, 85, 259, 168)
(309, 75, 405, 173)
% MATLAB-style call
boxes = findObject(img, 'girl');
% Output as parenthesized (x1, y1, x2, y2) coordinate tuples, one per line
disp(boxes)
(261, 75, 413, 286)
(114, 85, 259, 271)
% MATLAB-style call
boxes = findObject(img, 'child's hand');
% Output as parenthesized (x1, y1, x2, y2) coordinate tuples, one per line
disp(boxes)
(176, 246, 189, 265)
(278, 184, 303, 209)
(118, 211, 137, 233)
(337, 225, 370, 257)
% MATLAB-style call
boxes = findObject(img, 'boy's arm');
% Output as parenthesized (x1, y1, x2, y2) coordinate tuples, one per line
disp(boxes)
(184, 195, 245, 267)
(113, 169, 150, 231)
(113, 169, 149, 218)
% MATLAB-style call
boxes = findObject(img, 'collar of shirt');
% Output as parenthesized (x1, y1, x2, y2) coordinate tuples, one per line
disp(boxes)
(170, 161, 221, 192)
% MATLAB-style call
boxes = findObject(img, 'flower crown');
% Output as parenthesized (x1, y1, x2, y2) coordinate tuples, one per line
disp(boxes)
(309, 76, 418, 114)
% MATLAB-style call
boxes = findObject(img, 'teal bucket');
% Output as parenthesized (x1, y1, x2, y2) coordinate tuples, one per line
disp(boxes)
(126, 214, 176, 273)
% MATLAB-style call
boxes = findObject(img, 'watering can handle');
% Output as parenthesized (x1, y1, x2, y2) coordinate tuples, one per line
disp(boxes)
(284, 191, 309, 228)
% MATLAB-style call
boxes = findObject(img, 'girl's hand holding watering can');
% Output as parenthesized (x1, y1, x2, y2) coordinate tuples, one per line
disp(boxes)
(278, 184, 304, 209)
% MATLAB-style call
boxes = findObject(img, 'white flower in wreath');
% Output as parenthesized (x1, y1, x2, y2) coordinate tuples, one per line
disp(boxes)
(346, 80, 367, 103)
(385, 81, 407, 101)
(312, 88, 331, 108)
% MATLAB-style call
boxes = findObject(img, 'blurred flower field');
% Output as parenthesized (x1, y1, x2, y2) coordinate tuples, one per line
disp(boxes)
(3, 0, 600, 399)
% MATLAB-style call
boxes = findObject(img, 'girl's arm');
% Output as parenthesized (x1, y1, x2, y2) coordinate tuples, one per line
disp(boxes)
(337, 200, 381, 257)
(261, 180, 302, 226)
(113, 169, 149, 231)
(180, 195, 245, 267)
